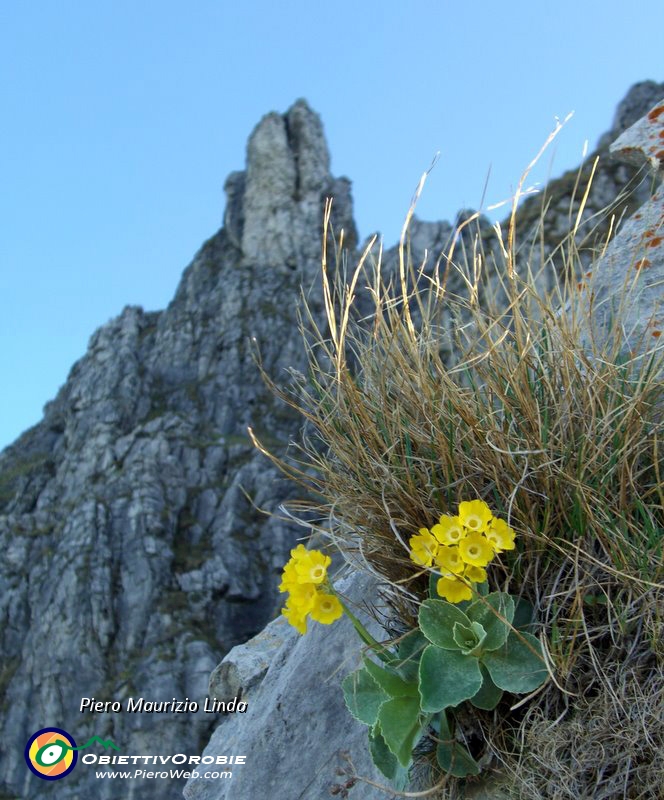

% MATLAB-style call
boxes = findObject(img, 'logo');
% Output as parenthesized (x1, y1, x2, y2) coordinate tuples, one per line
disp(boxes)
(25, 728, 78, 781)
(24, 729, 120, 781)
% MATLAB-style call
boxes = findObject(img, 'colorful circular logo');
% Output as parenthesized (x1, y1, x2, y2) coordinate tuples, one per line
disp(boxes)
(25, 728, 77, 780)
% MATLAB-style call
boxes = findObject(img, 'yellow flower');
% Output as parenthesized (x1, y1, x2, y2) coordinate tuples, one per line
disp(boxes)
(279, 547, 344, 633)
(294, 550, 331, 584)
(485, 517, 516, 553)
(463, 564, 487, 583)
(458, 499, 492, 533)
(434, 545, 465, 575)
(291, 543, 309, 558)
(436, 575, 473, 603)
(278, 559, 299, 592)
(431, 515, 467, 546)
(459, 532, 494, 567)
(281, 603, 308, 634)
(287, 582, 318, 613)
(409, 530, 439, 567)
(309, 592, 344, 624)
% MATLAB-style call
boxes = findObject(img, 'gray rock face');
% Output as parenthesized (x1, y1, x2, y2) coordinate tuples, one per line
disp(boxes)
(577, 96, 664, 359)
(1, 86, 662, 800)
(240, 101, 355, 268)
(184, 573, 394, 800)
(513, 80, 664, 265)
(611, 94, 664, 175)
(0, 99, 354, 800)
(207, 622, 289, 705)
(597, 79, 664, 150)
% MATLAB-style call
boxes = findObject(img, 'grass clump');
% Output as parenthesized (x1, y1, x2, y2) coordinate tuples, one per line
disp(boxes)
(251, 151, 663, 797)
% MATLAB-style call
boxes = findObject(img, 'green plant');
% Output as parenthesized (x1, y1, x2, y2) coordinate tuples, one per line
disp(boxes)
(342, 586, 547, 783)
(254, 140, 663, 795)
(280, 503, 548, 784)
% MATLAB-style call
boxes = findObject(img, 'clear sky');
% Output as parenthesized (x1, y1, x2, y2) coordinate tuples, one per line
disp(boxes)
(1, 1, 662, 451)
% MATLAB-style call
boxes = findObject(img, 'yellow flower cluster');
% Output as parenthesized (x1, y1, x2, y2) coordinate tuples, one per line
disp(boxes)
(279, 544, 344, 634)
(409, 499, 516, 603)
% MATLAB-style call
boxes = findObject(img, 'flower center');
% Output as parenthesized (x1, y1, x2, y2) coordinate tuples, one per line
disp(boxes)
(311, 566, 325, 580)
(468, 517, 479, 529)
(468, 546, 479, 557)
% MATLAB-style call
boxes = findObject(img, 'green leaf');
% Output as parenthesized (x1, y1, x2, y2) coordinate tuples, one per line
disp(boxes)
(583, 593, 608, 607)
(469, 665, 503, 710)
(428, 570, 439, 600)
(452, 621, 487, 655)
(513, 597, 535, 631)
(438, 708, 453, 738)
(368, 728, 409, 789)
(393, 629, 428, 682)
(436, 740, 480, 778)
(418, 644, 483, 712)
(342, 668, 388, 725)
(419, 599, 472, 650)
(483, 631, 548, 693)
(363, 658, 419, 698)
(377, 696, 423, 767)
(340, 599, 393, 663)
(435, 710, 480, 777)
(466, 592, 514, 651)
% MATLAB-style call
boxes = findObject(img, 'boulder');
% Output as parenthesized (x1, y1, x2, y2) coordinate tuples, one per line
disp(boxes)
(184, 572, 396, 800)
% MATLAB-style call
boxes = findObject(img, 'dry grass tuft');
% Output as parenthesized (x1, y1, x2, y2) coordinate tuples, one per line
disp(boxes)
(506, 661, 663, 799)
(251, 153, 664, 797)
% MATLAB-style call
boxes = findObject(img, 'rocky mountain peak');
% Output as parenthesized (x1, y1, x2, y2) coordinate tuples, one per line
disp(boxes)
(0, 97, 354, 800)
(225, 98, 355, 268)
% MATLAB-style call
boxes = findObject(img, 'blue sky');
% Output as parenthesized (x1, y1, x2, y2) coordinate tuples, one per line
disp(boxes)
(1, 1, 662, 451)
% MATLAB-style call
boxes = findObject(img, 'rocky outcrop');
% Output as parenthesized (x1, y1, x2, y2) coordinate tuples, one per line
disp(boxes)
(0, 99, 355, 800)
(1, 84, 663, 800)
(513, 80, 664, 254)
(576, 97, 664, 358)
(184, 572, 393, 800)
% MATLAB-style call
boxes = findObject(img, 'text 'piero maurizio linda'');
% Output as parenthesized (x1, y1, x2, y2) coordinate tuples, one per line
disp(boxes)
(80, 697, 248, 714)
